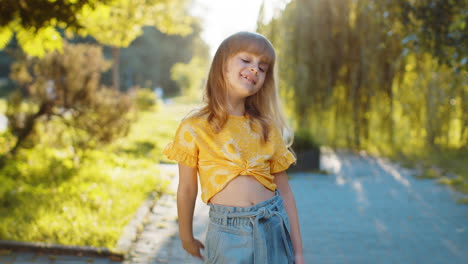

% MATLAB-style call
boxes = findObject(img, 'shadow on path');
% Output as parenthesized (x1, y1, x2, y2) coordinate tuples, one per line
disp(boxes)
(124, 148, 468, 263)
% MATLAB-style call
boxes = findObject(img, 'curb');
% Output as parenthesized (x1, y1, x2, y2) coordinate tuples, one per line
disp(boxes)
(116, 190, 159, 254)
(117, 164, 177, 258)
(0, 240, 124, 261)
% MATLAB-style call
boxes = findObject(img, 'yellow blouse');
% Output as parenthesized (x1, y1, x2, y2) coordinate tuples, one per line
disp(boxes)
(163, 114, 296, 203)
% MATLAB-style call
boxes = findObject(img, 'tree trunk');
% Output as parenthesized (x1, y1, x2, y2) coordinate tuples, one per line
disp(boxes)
(112, 46, 120, 90)
(460, 82, 467, 147)
(9, 101, 53, 156)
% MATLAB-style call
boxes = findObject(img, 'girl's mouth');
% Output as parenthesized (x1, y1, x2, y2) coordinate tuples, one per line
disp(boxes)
(240, 73, 256, 85)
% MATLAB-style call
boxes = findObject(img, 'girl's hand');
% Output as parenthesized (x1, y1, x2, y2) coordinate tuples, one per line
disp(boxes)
(294, 254, 306, 264)
(181, 237, 205, 260)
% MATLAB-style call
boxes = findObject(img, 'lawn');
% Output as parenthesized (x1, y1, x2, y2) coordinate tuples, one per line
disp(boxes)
(392, 147, 468, 204)
(0, 97, 199, 250)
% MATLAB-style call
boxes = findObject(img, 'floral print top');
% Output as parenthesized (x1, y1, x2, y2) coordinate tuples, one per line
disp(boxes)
(163, 114, 296, 203)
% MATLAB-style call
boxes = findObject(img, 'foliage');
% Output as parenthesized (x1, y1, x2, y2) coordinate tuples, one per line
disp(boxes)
(0, 0, 107, 30)
(133, 87, 160, 111)
(171, 56, 208, 100)
(78, 0, 192, 48)
(395, 0, 467, 70)
(259, 0, 466, 151)
(258, 0, 467, 194)
(117, 23, 210, 95)
(291, 128, 320, 154)
(0, 0, 194, 63)
(5, 42, 133, 158)
(76, 0, 194, 90)
(0, 133, 167, 248)
(0, 0, 108, 57)
(0, 99, 196, 247)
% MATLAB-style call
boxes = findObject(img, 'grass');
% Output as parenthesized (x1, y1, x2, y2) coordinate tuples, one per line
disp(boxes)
(0, 97, 199, 250)
(0, 99, 5, 113)
(391, 147, 468, 204)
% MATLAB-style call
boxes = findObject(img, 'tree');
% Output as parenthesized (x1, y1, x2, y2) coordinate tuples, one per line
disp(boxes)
(171, 56, 208, 100)
(0, 0, 194, 91)
(4, 42, 133, 164)
(119, 22, 210, 96)
(395, 0, 467, 70)
(0, 0, 108, 57)
(77, 0, 193, 90)
(258, 0, 466, 154)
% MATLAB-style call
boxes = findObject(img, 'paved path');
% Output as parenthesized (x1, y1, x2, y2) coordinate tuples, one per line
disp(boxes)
(122, 164, 208, 264)
(297, 148, 467, 263)
(1, 148, 467, 263)
(124, 148, 468, 264)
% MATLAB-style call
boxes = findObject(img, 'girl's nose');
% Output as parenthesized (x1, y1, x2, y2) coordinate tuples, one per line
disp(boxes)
(249, 67, 258, 76)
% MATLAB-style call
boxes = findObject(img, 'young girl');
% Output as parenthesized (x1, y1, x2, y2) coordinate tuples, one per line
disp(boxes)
(163, 31, 305, 264)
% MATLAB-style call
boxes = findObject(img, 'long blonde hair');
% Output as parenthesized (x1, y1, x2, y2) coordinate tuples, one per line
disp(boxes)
(192, 31, 293, 148)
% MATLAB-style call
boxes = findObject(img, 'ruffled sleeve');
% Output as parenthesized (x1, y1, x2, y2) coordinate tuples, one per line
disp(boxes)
(163, 118, 199, 168)
(269, 126, 297, 173)
(270, 150, 296, 173)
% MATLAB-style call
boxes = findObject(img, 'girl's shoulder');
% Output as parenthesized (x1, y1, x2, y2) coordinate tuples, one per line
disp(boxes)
(179, 111, 209, 128)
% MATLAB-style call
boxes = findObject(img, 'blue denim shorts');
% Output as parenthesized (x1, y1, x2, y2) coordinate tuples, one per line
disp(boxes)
(204, 189, 294, 264)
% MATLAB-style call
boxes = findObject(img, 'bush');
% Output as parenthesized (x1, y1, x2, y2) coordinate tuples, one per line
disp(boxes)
(133, 87, 160, 111)
(5, 42, 134, 158)
(292, 128, 320, 153)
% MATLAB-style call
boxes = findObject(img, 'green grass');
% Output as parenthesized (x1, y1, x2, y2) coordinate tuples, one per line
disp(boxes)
(0, 98, 199, 250)
(392, 147, 468, 204)
(0, 98, 5, 113)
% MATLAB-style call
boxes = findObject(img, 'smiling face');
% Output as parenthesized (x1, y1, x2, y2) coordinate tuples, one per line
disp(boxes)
(225, 51, 270, 100)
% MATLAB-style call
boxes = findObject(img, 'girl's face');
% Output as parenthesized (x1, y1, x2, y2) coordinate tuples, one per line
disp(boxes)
(225, 51, 269, 100)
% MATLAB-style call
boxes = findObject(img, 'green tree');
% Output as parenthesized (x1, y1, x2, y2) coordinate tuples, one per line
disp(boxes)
(258, 0, 466, 155)
(77, 0, 193, 90)
(0, 0, 107, 57)
(4, 42, 133, 164)
(0, 0, 195, 91)
(171, 56, 208, 100)
(395, 0, 467, 70)
(118, 21, 209, 96)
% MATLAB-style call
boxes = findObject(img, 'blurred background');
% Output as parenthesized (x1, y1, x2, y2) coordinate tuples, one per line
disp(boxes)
(0, 0, 466, 256)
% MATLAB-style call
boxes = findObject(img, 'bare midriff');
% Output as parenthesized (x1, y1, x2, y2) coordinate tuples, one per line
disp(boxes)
(208, 175, 275, 207)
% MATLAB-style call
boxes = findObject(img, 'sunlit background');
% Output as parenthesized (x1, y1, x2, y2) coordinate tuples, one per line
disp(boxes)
(191, 0, 290, 55)
(0, 0, 466, 263)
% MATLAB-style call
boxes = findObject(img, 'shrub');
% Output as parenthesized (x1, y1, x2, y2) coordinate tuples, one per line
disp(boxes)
(4, 42, 134, 160)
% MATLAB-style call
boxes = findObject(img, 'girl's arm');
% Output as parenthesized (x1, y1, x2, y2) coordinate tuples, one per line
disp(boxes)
(274, 170, 305, 264)
(177, 163, 204, 260)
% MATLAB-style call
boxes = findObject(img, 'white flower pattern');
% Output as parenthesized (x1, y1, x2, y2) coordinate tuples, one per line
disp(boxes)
(163, 115, 296, 203)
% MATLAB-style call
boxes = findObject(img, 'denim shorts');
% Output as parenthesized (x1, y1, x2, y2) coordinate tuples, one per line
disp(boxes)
(204, 189, 294, 264)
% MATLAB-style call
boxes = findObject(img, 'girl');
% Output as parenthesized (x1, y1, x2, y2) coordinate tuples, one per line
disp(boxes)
(163, 31, 305, 264)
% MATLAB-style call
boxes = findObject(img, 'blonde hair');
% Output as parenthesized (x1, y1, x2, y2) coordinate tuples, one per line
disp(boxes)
(192, 31, 293, 148)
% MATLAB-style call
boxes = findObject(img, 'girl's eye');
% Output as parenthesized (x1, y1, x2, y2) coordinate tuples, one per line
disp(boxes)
(241, 57, 266, 72)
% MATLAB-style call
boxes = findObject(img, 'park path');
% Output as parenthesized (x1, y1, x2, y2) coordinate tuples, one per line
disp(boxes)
(123, 147, 467, 264)
(1, 147, 466, 264)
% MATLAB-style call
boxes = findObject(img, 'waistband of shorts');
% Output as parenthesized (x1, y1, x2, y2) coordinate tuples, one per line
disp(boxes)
(208, 189, 282, 217)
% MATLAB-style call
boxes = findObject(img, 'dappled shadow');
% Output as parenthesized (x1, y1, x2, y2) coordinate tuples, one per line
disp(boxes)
(122, 151, 468, 263)
(294, 148, 468, 263)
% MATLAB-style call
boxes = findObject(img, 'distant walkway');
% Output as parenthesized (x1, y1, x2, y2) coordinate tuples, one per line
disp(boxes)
(123, 148, 467, 263)
(1, 148, 466, 264)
